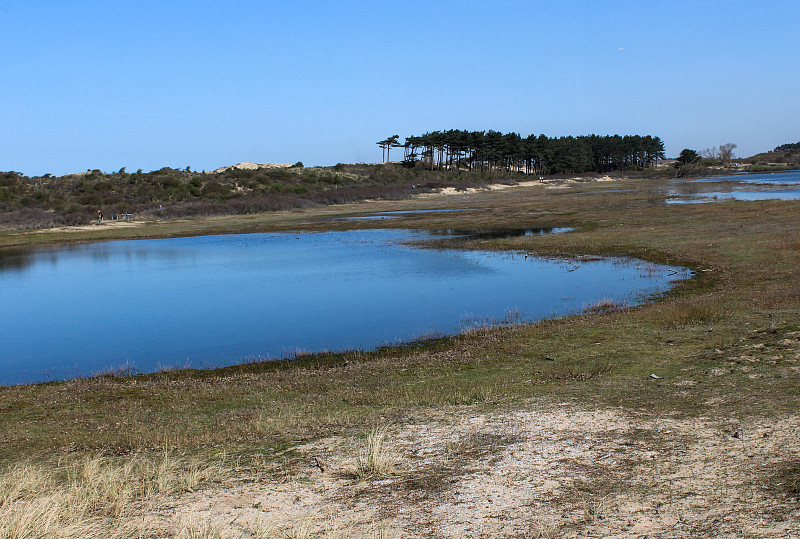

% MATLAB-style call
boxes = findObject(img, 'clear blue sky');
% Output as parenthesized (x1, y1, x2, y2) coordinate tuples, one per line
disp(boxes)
(2, 0, 798, 176)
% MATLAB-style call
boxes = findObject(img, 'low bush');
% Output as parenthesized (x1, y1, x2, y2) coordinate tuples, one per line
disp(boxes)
(0, 162, 652, 229)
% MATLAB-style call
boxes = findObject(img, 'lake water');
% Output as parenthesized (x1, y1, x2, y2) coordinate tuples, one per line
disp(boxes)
(694, 170, 800, 186)
(0, 229, 690, 385)
(666, 189, 800, 204)
(667, 170, 800, 204)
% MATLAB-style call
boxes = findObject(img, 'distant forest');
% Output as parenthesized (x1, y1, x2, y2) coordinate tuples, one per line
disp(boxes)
(774, 142, 800, 152)
(377, 131, 666, 175)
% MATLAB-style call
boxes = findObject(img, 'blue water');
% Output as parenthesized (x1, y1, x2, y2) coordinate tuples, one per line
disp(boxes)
(694, 170, 800, 186)
(667, 171, 800, 203)
(0, 229, 690, 385)
(666, 190, 800, 204)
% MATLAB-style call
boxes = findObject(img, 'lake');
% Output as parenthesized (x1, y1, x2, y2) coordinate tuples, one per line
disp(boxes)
(0, 229, 691, 385)
(667, 170, 800, 203)
(666, 189, 800, 204)
(694, 170, 800, 186)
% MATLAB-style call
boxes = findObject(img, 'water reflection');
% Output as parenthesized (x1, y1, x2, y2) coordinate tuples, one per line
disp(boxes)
(0, 229, 689, 385)
(0, 241, 193, 275)
(0, 248, 36, 273)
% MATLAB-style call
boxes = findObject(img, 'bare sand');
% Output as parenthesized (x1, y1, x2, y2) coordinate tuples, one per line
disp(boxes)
(29, 220, 146, 234)
(154, 401, 800, 537)
(421, 176, 616, 198)
(209, 162, 293, 174)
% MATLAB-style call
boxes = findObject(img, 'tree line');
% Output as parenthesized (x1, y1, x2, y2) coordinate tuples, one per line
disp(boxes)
(378, 130, 665, 175)
(774, 142, 800, 152)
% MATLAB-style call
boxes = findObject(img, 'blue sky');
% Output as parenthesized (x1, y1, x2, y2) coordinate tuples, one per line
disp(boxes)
(2, 0, 798, 176)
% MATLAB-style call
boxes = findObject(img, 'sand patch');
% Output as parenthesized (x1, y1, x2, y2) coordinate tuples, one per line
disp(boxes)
(419, 176, 614, 198)
(209, 162, 292, 174)
(31, 220, 146, 233)
(143, 405, 800, 537)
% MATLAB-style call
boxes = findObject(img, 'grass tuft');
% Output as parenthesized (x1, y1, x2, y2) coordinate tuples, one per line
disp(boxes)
(582, 298, 628, 314)
(354, 425, 398, 480)
(177, 518, 226, 539)
(647, 294, 725, 328)
(548, 360, 615, 382)
(90, 360, 138, 379)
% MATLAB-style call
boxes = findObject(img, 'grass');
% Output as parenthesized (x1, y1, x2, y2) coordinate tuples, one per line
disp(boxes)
(581, 298, 628, 314)
(354, 425, 398, 480)
(0, 175, 799, 534)
(0, 449, 230, 538)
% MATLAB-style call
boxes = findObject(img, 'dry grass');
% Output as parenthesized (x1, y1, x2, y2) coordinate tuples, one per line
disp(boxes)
(0, 499, 161, 538)
(177, 519, 227, 539)
(0, 450, 228, 538)
(582, 298, 628, 314)
(646, 293, 727, 329)
(354, 425, 398, 480)
(547, 360, 615, 382)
